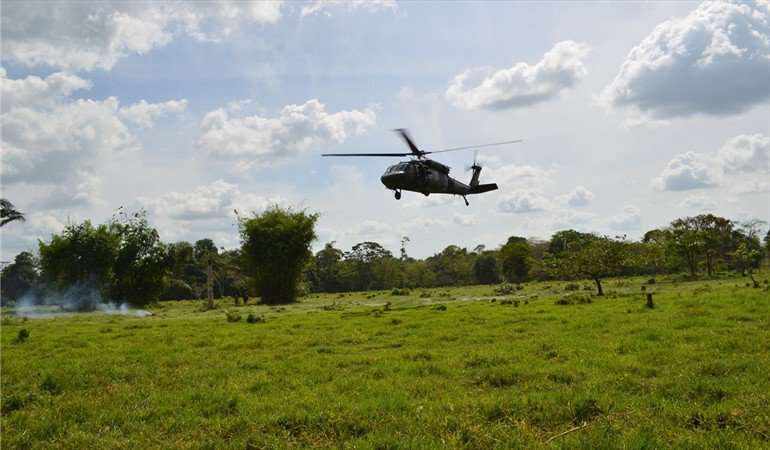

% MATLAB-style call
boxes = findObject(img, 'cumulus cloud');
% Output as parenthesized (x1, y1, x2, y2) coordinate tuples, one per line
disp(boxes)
(140, 180, 280, 221)
(198, 99, 376, 170)
(497, 190, 551, 214)
(301, 0, 397, 17)
(602, 0, 770, 118)
(652, 133, 769, 192)
(717, 133, 770, 173)
(0, 67, 91, 111)
(1, 1, 285, 71)
(0, 70, 186, 207)
(608, 205, 641, 231)
(680, 194, 717, 210)
(119, 99, 188, 128)
(446, 40, 590, 110)
(452, 213, 477, 227)
(559, 185, 594, 207)
(551, 210, 595, 230)
(652, 151, 720, 191)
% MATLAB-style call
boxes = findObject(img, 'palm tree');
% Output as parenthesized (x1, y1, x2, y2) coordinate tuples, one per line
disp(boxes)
(0, 199, 25, 227)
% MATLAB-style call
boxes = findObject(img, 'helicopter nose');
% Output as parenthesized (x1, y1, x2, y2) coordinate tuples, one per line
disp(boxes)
(381, 172, 400, 188)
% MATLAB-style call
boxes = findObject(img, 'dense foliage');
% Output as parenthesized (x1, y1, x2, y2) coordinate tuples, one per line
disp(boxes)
(239, 207, 318, 304)
(3, 211, 767, 305)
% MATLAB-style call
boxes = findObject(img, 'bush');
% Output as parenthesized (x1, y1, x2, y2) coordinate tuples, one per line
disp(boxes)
(15, 328, 29, 343)
(493, 283, 515, 295)
(239, 207, 318, 305)
(226, 311, 242, 322)
(564, 283, 580, 291)
(390, 288, 410, 296)
(246, 314, 265, 323)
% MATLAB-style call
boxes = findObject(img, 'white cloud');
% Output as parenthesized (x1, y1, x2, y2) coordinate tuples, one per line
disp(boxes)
(0, 68, 91, 111)
(446, 40, 590, 110)
(718, 133, 770, 173)
(497, 190, 551, 214)
(551, 210, 595, 230)
(608, 205, 641, 231)
(1, 1, 285, 71)
(652, 151, 720, 191)
(119, 99, 188, 128)
(559, 185, 594, 207)
(680, 194, 717, 210)
(602, 0, 770, 118)
(452, 213, 477, 227)
(0, 70, 186, 209)
(484, 164, 554, 188)
(301, 0, 397, 17)
(198, 99, 376, 170)
(140, 180, 279, 221)
(652, 133, 769, 192)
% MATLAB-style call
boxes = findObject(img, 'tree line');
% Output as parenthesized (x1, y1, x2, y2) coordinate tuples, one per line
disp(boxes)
(2, 210, 768, 307)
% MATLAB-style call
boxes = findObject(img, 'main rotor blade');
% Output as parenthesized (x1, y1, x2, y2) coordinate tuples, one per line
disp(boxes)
(393, 129, 422, 155)
(321, 152, 411, 157)
(425, 139, 523, 154)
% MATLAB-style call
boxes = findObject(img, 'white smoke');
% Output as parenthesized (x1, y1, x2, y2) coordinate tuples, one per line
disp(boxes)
(13, 283, 151, 318)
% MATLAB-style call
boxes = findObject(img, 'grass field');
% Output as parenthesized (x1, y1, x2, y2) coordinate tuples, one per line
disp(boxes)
(2, 273, 769, 449)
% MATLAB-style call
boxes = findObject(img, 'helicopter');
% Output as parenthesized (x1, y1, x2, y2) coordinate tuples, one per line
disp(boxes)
(322, 129, 521, 206)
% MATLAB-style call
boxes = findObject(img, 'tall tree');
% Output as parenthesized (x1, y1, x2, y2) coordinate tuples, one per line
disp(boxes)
(556, 235, 628, 296)
(239, 206, 318, 304)
(109, 210, 170, 306)
(0, 199, 25, 227)
(0, 252, 40, 304)
(474, 252, 501, 284)
(39, 220, 120, 294)
(499, 236, 531, 283)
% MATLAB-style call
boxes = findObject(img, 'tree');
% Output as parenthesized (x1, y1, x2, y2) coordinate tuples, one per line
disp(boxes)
(734, 241, 763, 286)
(669, 217, 705, 277)
(39, 220, 120, 295)
(473, 252, 501, 284)
(310, 242, 346, 292)
(0, 199, 25, 227)
(426, 245, 474, 286)
(346, 241, 393, 290)
(239, 206, 318, 304)
(548, 230, 596, 255)
(109, 210, 170, 306)
(0, 252, 40, 304)
(557, 235, 628, 296)
(499, 236, 531, 283)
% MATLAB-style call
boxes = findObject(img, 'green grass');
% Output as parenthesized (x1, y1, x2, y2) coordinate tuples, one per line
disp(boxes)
(2, 273, 769, 449)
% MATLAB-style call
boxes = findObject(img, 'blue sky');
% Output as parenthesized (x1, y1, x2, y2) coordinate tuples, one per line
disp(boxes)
(1, 0, 768, 259)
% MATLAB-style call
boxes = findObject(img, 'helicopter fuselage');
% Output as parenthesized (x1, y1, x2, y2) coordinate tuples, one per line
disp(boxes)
(380, 159, 496, 197)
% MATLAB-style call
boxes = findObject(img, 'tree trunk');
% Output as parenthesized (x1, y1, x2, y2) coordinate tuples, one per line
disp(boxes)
(206, 262, 214, 310)
(646, 293, 654, 309)
(594, 278, 604, 296)
(706, 253, 713, 277)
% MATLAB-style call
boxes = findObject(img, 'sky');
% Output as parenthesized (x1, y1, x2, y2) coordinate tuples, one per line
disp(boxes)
(1, 0, 769, 260)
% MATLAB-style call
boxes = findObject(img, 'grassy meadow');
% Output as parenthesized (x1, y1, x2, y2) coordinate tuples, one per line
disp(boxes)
(2, 273, 769, 449)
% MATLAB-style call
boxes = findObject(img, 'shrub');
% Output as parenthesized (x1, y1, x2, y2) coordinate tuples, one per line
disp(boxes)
(573, 398, 603, 423)
(564, 283, 580, 291)
(15, 328, 29, 343)
(239, 207, 318, 305)
(226, 311, 242, 322)
(433, 304, 447, 311)
(494, 283, 515, 295)
(246, 314, 265, 323)
(390, 288, 410, 296)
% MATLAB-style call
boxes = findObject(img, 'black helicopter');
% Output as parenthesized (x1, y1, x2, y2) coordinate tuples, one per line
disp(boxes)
(322, 129, 521, 205)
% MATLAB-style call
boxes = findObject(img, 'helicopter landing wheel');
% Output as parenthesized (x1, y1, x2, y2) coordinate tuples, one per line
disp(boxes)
(394, 190, 402, 200)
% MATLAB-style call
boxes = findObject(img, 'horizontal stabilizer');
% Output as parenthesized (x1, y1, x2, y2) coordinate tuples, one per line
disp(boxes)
(469, 183, 498, 194)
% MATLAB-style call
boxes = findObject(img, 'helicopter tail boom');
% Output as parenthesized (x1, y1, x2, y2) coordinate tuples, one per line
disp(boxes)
(468, 183, 498, 194)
